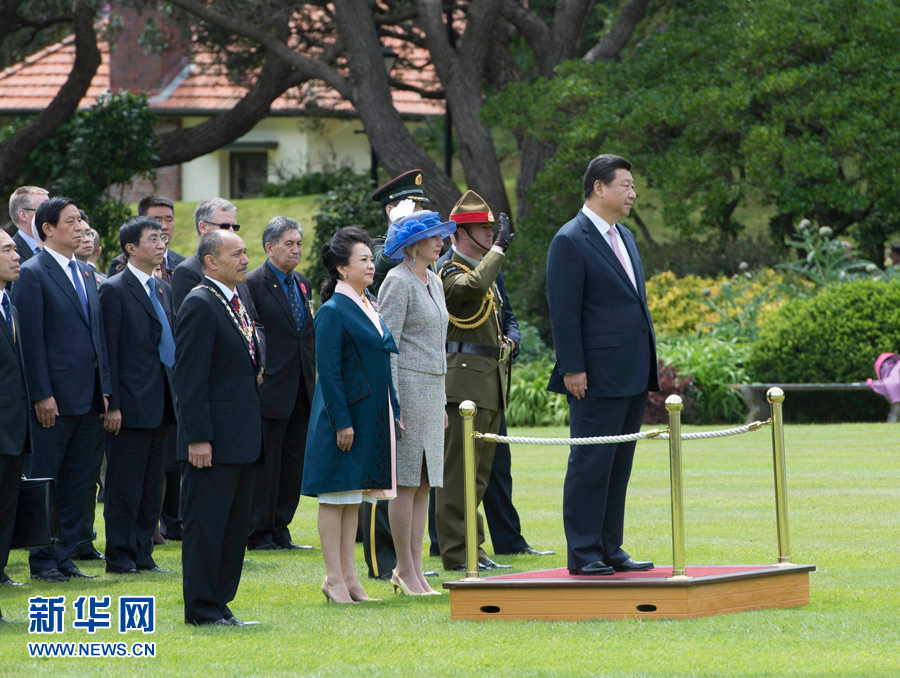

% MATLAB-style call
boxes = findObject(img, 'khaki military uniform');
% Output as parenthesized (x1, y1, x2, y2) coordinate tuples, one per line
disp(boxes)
(436, 249, 507, 569)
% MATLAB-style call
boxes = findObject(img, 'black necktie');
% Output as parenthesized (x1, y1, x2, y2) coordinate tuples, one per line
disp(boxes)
(283, 275, 306, 334)
(1, 292, 13, 341)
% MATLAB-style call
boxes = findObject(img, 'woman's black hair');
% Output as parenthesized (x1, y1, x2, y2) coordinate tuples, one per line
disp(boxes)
(320, 226, 374, 302)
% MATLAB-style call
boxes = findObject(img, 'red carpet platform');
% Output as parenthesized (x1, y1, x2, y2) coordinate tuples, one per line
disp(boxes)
(442, 564, 816, 621)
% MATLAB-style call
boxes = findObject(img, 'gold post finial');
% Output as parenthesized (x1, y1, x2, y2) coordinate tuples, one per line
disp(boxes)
(459, 400, 477, 419)
(665, 395, 684, 412)
(766, 387, 785, 404)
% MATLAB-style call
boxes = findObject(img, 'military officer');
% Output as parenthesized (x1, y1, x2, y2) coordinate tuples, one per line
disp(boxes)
(435, 191, 514, 572)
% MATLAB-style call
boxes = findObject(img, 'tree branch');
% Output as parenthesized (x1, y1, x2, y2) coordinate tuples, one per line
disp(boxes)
(0, 0, 101, 192)
(583, 0, 649, 62)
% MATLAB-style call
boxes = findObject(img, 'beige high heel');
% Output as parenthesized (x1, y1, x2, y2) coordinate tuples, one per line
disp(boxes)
(390, 569, 422, 595)
(321, 580, 357, 604)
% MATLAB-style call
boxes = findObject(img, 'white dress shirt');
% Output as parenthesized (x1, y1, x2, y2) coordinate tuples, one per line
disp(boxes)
(127, 262, 155, 298)
(43, 245, 81, 294)
(0, 289, 9, 322)
(204, 276, 236, 301)
(581, 205, 636, 286)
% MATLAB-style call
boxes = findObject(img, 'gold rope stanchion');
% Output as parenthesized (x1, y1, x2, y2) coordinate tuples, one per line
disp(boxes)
(767, 387, 792, 565)
(666, 395, 691, 580)
(459, 401, 479, 579)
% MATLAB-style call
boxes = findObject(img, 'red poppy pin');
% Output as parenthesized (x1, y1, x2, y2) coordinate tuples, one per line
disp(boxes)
(300, 283, 307, 294)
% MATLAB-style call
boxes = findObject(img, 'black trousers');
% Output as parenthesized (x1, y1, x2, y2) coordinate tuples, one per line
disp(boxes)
(28, 407, 100, 574)
(249, 388, 309, 549)
(564, 392, 648, 571)
(182, 462, 256, 625)
(159, 437, 183, 540)
(483, 412, 530, 554)
(363, 500, 396, 579)
(104, 424, 168, 572)
(73, 423, 106, 556)
(0, 453, 26, 612)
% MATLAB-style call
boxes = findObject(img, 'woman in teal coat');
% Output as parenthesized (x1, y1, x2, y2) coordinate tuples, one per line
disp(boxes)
(302, 226, 400, 604)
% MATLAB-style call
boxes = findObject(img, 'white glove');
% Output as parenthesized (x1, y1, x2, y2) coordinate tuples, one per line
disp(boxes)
(390, 199, 417, 223)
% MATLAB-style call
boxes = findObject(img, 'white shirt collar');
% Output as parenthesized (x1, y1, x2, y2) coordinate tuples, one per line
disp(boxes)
(44, 244, 77, 270)
(127, 262, 154, 295)
(450, 244, 482, 267)
(0, 288, 8, 321)
(581, 204, 614, 235)
(204, 275, 236, 300)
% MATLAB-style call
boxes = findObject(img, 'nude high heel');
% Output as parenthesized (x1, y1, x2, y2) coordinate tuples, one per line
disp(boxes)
(390, 569, 421, 595)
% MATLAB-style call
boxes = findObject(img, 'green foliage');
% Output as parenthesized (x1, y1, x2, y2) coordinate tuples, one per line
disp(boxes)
(308, 175, 386, 293)
(488, 0, 900, 252)
(506, 360, 569, 427)
(514, 320, 551, 364)
(749, 278, 900, 383)
(779, 220, 881, 286)
(261, 163, 365, 198)
(657, 335, 752, 424)
(2, 92, 159, 257)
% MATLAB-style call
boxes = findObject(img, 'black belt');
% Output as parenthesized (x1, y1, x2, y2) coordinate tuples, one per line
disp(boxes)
(446, 341, 502, 361)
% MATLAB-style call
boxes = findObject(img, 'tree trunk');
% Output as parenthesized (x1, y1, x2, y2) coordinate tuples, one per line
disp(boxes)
(0, 0, 100, 192)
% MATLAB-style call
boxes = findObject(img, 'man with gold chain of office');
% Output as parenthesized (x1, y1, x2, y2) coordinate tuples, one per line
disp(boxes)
(436, 191, 515, 572)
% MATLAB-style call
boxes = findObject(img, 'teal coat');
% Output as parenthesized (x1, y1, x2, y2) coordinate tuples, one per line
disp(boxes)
(301, 293, 400, 496)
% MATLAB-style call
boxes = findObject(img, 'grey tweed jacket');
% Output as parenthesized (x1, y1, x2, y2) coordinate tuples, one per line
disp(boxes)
(378, 263, 449, 385)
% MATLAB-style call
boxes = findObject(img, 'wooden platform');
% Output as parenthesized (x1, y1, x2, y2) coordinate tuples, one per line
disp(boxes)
(443, 564, 816, 621)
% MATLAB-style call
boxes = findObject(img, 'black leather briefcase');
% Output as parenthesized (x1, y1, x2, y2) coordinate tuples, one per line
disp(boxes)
(11, 477, 63, 550)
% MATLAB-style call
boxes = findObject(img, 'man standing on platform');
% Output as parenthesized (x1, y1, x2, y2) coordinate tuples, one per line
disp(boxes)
(12, 197, 112, 583)
(176, 230, 262, 626)
(100, 217, 177, 574)
(245, 217, 316, 552)
(0, 229, 31, 615)
(436, 191, 514, 572)
(546, 154, 659, 576)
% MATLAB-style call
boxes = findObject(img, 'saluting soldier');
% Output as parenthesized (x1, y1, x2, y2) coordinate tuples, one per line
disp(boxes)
(435, 191, 514, 572)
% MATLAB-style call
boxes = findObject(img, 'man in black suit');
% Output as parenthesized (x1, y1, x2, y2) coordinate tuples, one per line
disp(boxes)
(245, 217, 315, 552)
(176, 230, 262, 626)
(0, 229, 31, 620)
(108, 195, 186, 280)
(12, 197, 112, 583)
(7, 186, 48, 265)
(546, 154, 659, 576)
(100, 217, 177, 575)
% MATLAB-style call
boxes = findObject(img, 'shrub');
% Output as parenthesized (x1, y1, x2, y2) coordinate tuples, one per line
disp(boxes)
(749, 279, 900, 383)
(657, 335, 752, 424)
(506, 360, 569, 428)
(644, 361, 695, 425)
(515, 320, 552, 364)
(262, 163, 364, 198)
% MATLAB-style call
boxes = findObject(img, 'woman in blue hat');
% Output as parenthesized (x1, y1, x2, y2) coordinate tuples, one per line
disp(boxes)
(378, 211, 456, 595)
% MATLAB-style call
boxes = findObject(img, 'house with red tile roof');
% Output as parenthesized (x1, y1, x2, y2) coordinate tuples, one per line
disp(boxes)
(0, 13, 443, 203)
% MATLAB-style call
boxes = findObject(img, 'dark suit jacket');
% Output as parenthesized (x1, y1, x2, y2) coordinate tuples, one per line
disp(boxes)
(99, 268, 177, 429)
(108, 248, 185, 279)
(174, 282, 262, 465)
(245, 262, 315, 420)
(12, 249, 112, 416)
(0, 301, 31, 456)
(13, 231, 36, 264)
(546, 211, 659, 398)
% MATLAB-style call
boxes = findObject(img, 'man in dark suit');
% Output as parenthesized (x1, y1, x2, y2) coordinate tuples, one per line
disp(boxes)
(245, 217, 315, 552)
(12, 197, 112, 583)
(100, 217, 177, 575)
(0, 229, 31, 620)
(176, 230, 262, 626)
(108, 195, 186, 280)
(546, 154, 660, 576)
(8, 186, 48, 265)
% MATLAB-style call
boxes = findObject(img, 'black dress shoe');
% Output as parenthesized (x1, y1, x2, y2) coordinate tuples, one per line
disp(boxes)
(139, 566, 171, 574)
(374, 572, 393, 581)
(1, 577, 25, 586)
(227, 617, 261, 626)
(423, 570, 439, 577)
(611, 558, 654, 572)
(107, 568, 140, 575)
(512, 546, 556, 556)
(481, 558, 512, 570)
(447, 560, 504, 572)
(60, 566, 98, 579)
(247, 543, 279, 551)
(72, 547, 106, 561)
(569, 561, 615, 576)
(277, 542, 314, 550)
(210, 618, 234, 627)
(0, 616, 26, 625)
(31, 569, 69, 583)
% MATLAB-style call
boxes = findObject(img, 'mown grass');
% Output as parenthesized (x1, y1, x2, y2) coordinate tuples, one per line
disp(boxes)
(1, 422, 898, 677)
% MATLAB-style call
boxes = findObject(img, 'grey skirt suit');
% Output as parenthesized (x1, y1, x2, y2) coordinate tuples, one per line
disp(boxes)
(378, 263, 449, 487)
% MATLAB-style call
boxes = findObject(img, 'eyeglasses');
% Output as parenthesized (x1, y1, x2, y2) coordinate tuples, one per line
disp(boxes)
(141, 235, 170, 245)
(203, 221, 240, 232)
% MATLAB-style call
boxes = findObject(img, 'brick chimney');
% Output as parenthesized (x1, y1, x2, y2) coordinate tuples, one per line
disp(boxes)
(108, 3, 189, 97)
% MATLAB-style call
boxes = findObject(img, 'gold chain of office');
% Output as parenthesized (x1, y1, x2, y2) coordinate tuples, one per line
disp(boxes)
(440, 261, 499, 330)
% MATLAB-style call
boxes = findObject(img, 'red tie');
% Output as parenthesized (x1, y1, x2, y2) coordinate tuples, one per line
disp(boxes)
(231, 294, 257, 368)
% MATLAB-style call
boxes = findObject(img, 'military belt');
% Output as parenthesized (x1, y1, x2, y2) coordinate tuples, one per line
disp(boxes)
(446, 341, 509, 362)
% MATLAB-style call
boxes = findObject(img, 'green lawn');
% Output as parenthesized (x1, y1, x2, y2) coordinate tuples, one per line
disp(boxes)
(2, 422, 898, 676)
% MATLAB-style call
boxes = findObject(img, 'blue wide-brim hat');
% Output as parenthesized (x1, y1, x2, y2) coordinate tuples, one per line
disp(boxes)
(384, 211, 457, 261)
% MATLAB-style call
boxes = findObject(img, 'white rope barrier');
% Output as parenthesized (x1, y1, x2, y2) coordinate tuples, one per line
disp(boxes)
(476, 420, 770, 446)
